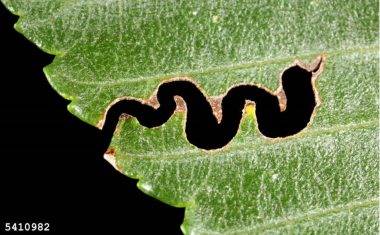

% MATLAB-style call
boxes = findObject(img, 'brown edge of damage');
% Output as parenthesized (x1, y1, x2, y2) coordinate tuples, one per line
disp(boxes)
(103, 148, 122, 172)
(99, 55, 326, 156)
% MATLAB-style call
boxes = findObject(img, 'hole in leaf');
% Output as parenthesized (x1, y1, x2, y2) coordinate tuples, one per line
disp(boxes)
(101, 57, 324, 150)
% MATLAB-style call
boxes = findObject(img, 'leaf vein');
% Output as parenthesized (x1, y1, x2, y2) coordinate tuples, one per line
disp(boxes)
(234, 197, 379, 234)
(64, 45, 378, 86)
(120, 119, 377, 159)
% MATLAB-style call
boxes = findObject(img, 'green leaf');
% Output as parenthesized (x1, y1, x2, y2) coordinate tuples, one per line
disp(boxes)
(2, 0, 378, 234)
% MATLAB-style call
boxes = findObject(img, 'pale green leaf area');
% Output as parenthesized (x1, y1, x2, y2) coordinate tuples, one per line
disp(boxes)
(2, 0, 379, 234)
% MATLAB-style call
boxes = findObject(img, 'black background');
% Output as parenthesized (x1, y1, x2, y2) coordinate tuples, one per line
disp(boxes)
(0, 3, 184, 234)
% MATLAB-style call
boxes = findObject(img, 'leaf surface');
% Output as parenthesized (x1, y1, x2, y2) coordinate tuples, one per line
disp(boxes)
(2, 0, 378, 234)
